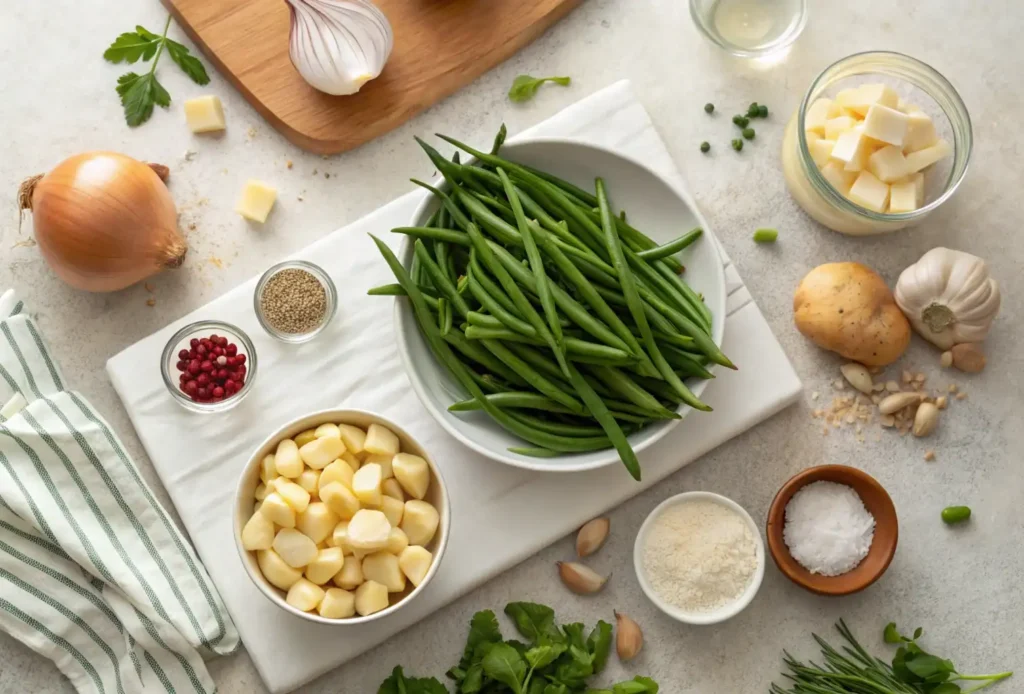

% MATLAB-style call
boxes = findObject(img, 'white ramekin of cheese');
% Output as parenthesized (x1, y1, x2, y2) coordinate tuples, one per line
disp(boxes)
(782, 51, 972, 235)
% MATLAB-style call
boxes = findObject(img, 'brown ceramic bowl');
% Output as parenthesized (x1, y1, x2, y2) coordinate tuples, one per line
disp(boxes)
(766, 465, 898, 596)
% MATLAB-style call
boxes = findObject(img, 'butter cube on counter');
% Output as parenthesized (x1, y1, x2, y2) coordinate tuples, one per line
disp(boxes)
(904, 112, 939, 153)
(888, 178, 919, 213)
(905, 139, 951, 173)
(868, 145, 910, 183)
(805, 98, 833, 135)
(235, 180, 278, 223)
(183, 95, 226, 133)
(862, 104, 910, 147)
(848, 171, 891, 212)
(820, 162, 858, 196)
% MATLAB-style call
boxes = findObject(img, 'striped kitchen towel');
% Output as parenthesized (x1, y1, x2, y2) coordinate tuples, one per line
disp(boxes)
(0, 289, 238, 694)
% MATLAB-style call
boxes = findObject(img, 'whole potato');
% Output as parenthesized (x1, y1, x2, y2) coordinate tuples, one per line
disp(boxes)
(793, 262, 910, 366)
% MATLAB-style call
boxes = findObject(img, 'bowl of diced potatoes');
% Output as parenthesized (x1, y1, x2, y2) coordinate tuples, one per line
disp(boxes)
(234, 409, 450, 624)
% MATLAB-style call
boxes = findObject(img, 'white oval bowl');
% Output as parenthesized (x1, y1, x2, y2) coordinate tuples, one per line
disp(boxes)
(233, 409, 451, 625)
(394, 137, 726, 472)
(633, 491, 765, 625)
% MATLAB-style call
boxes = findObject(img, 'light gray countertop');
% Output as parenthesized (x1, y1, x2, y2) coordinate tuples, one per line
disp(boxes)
(2, 1, 1022, 692)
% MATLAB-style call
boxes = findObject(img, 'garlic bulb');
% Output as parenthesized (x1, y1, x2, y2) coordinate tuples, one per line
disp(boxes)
(286, 0, 393, 96)
(895, 247, 1001, 349)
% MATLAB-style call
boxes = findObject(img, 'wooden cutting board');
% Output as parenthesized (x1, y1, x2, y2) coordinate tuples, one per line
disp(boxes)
(163, 0, 584, 154)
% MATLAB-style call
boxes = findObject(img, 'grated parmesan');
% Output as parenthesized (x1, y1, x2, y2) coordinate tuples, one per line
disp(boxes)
(642, 500, 758, 613)
(783, 481, 875, 577)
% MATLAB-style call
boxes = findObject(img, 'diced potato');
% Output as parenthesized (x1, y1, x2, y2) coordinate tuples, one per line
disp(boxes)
(296, 502, 339, 544)
(362, 453, 394, 479)
(299, 436, 345, 470)
(352, 463, 383, 507)
(382, 478, 405, 502)
(319, 459, 355, 492)
(364, 423, 399, 456)
(399, 546, 433, 587)
(315, 423, 341, 439)
(333, 554, 364, 589)
(848, 171, 891, 212)
(862, 104, 909, 147)
(820, 161, 858, 196)
(340, 450, 361, 471)
(824, 116, 855, 141)
(805, 98, 832, 135)
(385, 527, 409, 555)
(297, 469, 321, 496)
(354, 580, 389, 616)
(254, 482, 270, 501)
(332, 521, 351, 554)
(275, 479, 311, 513)
(275, 439, 303, 478)
(401, 500, 439, 547)
(241, 511, 275, 551)
(260, 454, 277, 483)
(294, 429, 317, 448)
(318, 588, 356, 619)
(904, 139, 951, 173)
(347, 509, 391, 552)
(258, 549, 302, 590)
(286, 578, 325, 612)
(337, 424, 367, 454)
(273, 528, 319, 568)
(362, 552, 406, 593)
(260, 492, 296, 528)
(867, 145, 909, 183)
(380, 496, 404, 528)
(392, 453, 430, 500)
(320, 482, 361, 520)
(305, 547, 345, 585)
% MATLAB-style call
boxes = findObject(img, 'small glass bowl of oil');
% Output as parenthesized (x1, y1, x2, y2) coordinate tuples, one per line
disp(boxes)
(690, 0, 807, 59)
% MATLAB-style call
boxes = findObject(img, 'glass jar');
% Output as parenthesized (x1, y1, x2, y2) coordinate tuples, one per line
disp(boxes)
(782, 51, 972, 235)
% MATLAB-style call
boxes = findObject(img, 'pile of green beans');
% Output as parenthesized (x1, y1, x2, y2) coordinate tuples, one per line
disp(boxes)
(368, 129, 734, 480)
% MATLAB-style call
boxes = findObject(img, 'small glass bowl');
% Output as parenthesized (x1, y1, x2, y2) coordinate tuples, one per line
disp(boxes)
(161, 320, 258, 414)
(690, 0, 807, 59)
(253, 260, 337, 344)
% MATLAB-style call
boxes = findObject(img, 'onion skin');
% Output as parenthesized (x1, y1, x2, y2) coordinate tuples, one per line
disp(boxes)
(19, 152, 187, 292)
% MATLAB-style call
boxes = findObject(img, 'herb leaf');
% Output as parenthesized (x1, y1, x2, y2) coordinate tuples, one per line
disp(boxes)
(103, 31, 161, 64)
(481, 643, 527, 694)
(883, 622, 903, 644)
(164, 38, 211, 85)
(524, 644, 564, 671)
(504, 603, 560, 645)
(508, 75, 571, 103)
(116, 72, 170, 127)
(378, 666, 450, 694)
(586, 620, 613, 674)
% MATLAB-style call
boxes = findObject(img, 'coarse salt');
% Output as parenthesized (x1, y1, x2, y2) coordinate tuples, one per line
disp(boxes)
(783, 481, 875, 577)
(642, 500, 758, 613)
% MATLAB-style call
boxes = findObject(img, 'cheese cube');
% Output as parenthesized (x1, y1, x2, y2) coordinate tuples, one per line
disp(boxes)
(296, 502, 339, 545)
(337, 425, 367, 454)
(904, 112, 938, 152)
(888, 179, 919, 213)
(235, 180, 278, 223)
(848, 171, 891, 212)
(399, 546, 433, 588)
(286, 578, 325, 612)
(259, 492, 296, 528)
(380, 496, 405, 528)
(392, 453, 430, 500)
(809, 138, 836, 168)
(862, 104, 909, 147)
(833, 88, 861, 110)
(904, 139, 951, 173)
(847, 84, 900, 115)
(820, 161, 858, 196)
(867, 145, 910, 183)
(241, 512, 275, 551)
(364, 424, 400, 456)
(257, 549, 302, 591)
(362, 552, 406, 593)
(825, 116, 856, 141)
(354, 580, 389, 616)
(826, 97, 846, 119)
(831, 128, 872, 172)
(294, 429, 317, 448)
(273, 528, 319, 568)
(805, 98, 833, 135)
(319, 460, 355, 493)
(183, 95, 226, 133)
(385, 527, 409, 555)
(274, 439, 303, 478)
(320, 482, 361, 520)
(275, 479, 311, 513)
(347, 510, 392, 552)
(305, 547, 345, 585)
(401, 500, 440, 547)
(333, 556, 363, 590)
(299, 436, 345, 470)
(352, 463, 383, 507)
(318, 588, 356, 619)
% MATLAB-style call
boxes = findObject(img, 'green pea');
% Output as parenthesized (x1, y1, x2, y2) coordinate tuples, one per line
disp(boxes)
(731, 139, 743, 152)
(941, 506, 972, 524)
(700, 141, 710, 153)
(732, 115, 749, 128)
(743, 127, 755, 140)
(747, 102, 760, 117)
(704, 103, 714, 114)
(758, 104, 769, 118)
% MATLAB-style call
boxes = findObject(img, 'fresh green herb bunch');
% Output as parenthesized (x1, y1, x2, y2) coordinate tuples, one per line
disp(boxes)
(103, 16, 210, 126)
(378, 602, 659, 693)
(772, 620, 1012, 694)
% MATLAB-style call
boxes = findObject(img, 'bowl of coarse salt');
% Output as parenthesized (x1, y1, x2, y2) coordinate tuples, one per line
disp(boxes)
(633, 492, 766, 625)
(766, 465, 898, 596)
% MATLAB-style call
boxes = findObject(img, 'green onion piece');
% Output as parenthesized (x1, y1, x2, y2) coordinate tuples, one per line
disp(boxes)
(753, 228, 778, 243)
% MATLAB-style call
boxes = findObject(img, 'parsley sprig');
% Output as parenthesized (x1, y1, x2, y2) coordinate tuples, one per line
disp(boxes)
(104, 16, 210, 127)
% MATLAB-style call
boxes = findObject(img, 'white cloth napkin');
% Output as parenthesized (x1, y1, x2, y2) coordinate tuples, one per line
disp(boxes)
(0, 289, 238, 694)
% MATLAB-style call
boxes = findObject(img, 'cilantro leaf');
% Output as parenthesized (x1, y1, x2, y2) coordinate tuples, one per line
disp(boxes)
(504, 603, 560, 645)
(103, 30, 160, 64)
(165, 38, 210, 85)
(378, 666, 449, 694)
(508, 75, 571, 103)
(116, 72, 170, 126)
(525, 644, 564, 671)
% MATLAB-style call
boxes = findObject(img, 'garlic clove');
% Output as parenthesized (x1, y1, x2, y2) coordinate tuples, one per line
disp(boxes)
(912, 402, 940, 437)
(557, 561, 607, 595)
(575, 517, 610, 558)
(840, 363, 874, 394)
(614, 611, 643, 661)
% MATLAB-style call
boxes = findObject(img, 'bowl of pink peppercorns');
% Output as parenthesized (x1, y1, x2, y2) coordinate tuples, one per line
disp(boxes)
(160, 320, 258, 413)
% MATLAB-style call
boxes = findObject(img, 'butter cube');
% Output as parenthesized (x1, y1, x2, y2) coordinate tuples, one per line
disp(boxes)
(183, 95, 226, 133)
(235, 180, 277, 223)
(867, 145, 910, 183)
(820, 162, 858, 196)
(904, 112, 939, 153)
(831, 128, 872, 172)
(888, 179, 919, 213)
(904, 139, 951, 173)
(824, 116, 856, 140)
(843, 84, 900, 116)
(848, 171, 891, 212)
(862, 104, 909, 147)
(809, 138, 836, 168)
(805, 98, 833, 136)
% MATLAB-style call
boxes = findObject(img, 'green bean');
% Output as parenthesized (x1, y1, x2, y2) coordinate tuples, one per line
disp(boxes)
(367, 283, 406, 296)
(636, 228, 702, 261)
(467, 257, 533, 335)
(466, 327, 636, 365)
(441, 329, 528, 387)
(465, 326, 540, 345)
(505, 343, 576, 392)
(507, 411, 605, 438)
(415, 240, 470, 318)
(478, 339, 584, 414)
(435, 240, 452, 282)
(589, 365, 680, 420)
(661, 345, 716, 379)
(508, 447, 561, 458)
(651, 330, 694, 348)
(468, 370, 509, 394)
(415, 136, 491, 198)
(597, 178, 711, 413)
(391, 226, 470, 246)
(448, 392, 576, 414)
(490, 123, 507, 155)
(438, 298, 452, 336)
(455, 188, 523, 246)
(653, 261, 713, 330)
(467, 309, 568, 331)
(563, 360, 641, 479)
(582, 206, 686, 274)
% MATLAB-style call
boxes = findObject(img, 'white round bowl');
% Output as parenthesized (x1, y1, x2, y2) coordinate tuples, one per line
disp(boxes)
(233, 409, 451, 625)
(633, 492, 765, 625)
(394, 138, 727, 473)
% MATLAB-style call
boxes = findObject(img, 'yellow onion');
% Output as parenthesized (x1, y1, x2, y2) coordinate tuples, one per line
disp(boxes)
(18, 152, 187, 292)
